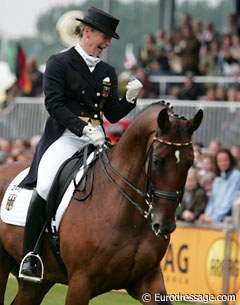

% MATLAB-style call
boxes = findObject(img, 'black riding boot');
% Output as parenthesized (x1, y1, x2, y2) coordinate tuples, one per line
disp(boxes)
(20, 189, 46, 279)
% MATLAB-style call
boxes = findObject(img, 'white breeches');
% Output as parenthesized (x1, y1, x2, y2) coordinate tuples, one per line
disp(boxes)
(36, 129, 90, 200)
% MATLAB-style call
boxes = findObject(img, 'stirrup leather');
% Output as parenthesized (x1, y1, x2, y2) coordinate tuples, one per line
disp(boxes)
(18, 252, 44, 283)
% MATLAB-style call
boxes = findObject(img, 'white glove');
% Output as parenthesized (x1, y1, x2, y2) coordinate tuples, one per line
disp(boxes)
(82, 124, 105, 147)
(126, 79, 143, 103)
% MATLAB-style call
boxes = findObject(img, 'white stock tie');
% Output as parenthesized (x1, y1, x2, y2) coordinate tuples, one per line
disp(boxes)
(75, 44, 101, 71)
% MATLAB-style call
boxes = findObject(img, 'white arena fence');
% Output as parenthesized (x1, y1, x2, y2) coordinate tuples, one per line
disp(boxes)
(149, 75, 240, 96)
(1, 97, 240, 148)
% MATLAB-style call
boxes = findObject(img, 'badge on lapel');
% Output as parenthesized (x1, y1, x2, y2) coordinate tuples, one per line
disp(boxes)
(102, 77, 111, 98)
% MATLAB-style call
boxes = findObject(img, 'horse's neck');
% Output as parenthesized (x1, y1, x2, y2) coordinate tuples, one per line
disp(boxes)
(110, 123, 151, 185)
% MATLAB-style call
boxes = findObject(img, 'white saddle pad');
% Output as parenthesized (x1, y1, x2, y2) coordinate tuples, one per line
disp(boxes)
(0, 152, 95, 232)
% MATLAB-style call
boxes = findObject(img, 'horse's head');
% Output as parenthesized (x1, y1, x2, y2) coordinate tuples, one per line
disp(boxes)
(144, 106, 203, 237)
(100, 102, 203, 238)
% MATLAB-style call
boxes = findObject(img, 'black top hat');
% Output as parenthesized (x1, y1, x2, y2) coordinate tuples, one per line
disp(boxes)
(76, 7, 120, 39)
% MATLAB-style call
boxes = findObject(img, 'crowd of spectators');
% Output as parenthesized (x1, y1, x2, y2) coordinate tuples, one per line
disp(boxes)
(0, 135, 41, 165)
(1, 12, 240, 107)
(176, 139, 240, 224)
(120, 12, 240, 100)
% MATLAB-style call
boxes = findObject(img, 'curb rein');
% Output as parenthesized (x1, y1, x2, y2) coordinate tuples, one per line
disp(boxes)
(98, 131, 192, 221)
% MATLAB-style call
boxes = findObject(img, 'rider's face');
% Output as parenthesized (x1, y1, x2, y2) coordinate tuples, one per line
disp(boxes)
(81, 26, 112, 57)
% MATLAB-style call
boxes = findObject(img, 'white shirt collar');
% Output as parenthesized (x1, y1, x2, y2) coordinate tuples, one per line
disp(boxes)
(75, 44, 101, 70)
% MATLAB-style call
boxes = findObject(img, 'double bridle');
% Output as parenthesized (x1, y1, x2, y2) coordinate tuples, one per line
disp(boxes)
(98, 132, 193, 220)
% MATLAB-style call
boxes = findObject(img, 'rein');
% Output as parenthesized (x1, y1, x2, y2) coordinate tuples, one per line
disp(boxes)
(98, 134, 192, 220)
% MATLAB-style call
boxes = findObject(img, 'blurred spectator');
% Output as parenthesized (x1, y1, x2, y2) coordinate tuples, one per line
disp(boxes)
(167, 49, 182, 74)
(147, 60, 161, 76)
(230, 144, 240, 168)
(138, 33, 156, 67)
(226, 86, 239, 101)
(0, 137, 12, 155)
(177, 167, 207, 222)
(135, 67, 159, 98)
(9, 138, 32, 162)
(207, 139, 222, 157)
(174, 72, 204, 100)
(180, 13, 192, 28)
(154, 28, 166, 51)
(154, 47, 171, 73)
(201, 21, 216, 49)
(0, 137, 12, 161)
(199, 39, 219, 76)
(164, 33, 174, 53)
(192, 18, 203, 44)
(198, 171, 216, 198)
(225, 13, 239, 36)
(0, 137, 36, 164)
(215, 84, 227, 101)
(174, 24, 201, 75)
(199, 86, 216, 101)
(172, 14, 191, 48)
(217, 34, 240, 76)
(193, 142, 204, 168)
(117, 65, 138, 97)
(230, 34, 240, 62)
(0, 151, 6, 164)
(197, 154, 216, 178)
(199, 148, 240, 223)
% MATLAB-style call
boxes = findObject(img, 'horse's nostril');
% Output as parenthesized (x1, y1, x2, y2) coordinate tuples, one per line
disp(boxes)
(152, 223, 161, 235)
(153, 223, 160, 230)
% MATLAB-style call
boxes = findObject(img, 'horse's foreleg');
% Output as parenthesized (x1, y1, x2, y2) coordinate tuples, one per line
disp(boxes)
(0, 265, 8, 305)
(0, 243, 14, 305)
(66, 274, 91, 305)
(127, 267, 172, 305)
(11, 280, 54, 305)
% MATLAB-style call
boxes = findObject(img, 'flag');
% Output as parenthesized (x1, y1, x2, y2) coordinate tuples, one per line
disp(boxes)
(124, 43, 137, 70)
(15, 44, 31, 94)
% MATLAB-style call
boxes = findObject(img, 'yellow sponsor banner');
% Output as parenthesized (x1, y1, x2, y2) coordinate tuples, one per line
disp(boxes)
(161, 225, 240, 303)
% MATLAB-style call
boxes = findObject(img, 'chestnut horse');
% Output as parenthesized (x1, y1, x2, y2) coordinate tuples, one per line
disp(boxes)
(0, 102, 203, 305)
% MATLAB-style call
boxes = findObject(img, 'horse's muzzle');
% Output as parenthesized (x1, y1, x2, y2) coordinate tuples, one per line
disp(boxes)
(151, 221, 176, 237)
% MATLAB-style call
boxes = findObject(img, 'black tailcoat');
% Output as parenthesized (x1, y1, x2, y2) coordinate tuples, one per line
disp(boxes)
(20, 47, 135, 189)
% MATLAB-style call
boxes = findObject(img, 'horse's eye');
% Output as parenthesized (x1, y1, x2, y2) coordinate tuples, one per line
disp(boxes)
(153, 155, 164, 169)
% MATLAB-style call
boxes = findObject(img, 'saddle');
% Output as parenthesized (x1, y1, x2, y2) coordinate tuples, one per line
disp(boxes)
(45, 143, 98, 269)
(46, 143, 96, 221)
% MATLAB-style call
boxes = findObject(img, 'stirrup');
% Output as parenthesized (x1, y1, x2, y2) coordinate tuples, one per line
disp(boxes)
(18, 252, 44, 283)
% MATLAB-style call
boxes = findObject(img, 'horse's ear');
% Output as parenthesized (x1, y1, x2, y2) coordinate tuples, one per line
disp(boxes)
(157, 108, 170, 132)
(188, 109, 203, 133)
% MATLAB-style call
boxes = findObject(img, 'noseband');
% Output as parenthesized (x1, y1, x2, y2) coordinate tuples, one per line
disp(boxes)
(98, 133, 192, 221)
